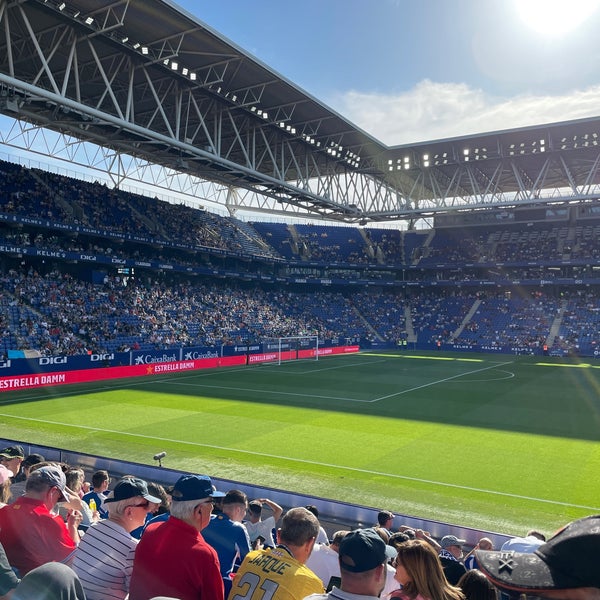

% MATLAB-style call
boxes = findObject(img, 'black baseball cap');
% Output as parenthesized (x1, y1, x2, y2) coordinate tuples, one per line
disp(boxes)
(0, 445, 25, 459)
(104, 477, 161, 504)
(339, 528, 390, 573)
(476, 514, 600, 594)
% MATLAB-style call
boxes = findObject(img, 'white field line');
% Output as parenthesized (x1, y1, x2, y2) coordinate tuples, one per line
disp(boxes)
(0, 411, 596, 512)
(265, 358, 390, 375)
(372, 361, 514, 402)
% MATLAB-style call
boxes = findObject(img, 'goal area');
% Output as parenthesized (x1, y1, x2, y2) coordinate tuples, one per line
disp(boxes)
(262, 335, 320, 365)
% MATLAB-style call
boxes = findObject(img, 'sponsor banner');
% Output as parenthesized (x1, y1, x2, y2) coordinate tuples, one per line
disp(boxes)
(131, 350, 181, 365)
(0, 346, 359, 390)
(223, 344, 261, 357)
(0, 356, 245, 392)
(0, 353, 130, 376)
(181, 347, 220, 361)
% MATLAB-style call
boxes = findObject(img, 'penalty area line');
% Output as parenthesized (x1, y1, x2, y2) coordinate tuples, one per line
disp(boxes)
(0, 411, 597, 512)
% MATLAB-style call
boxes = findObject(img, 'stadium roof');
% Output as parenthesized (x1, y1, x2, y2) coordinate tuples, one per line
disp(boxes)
(1, 0, 600, 223)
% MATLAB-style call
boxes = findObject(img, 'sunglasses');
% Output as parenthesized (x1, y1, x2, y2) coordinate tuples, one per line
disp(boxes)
(129, 501, 150, 509)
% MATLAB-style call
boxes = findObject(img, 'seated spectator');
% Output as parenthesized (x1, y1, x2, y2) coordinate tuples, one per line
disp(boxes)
(8, 452, 45, 502)
(131, 482, 170, 539)
(439, 535, 468, 585)
(60, 467, 96, 530)
(305, 505, 330, 545)
(377, 510, 396, 539)
(73, 477, 160, 600)
(203, 489, 251, 596)
(229, 507, 324, 600)
(305, 528, 390, 600)
(0, 541, 19, 597)
(305, 529, 349, 589)
(245, 497, 283, 548)
(129, 473, 225, 600)
(0, 445, 24, 479)
(12, 561, 86, 600)
(476, 515, 600, 599)
(464, 538, 494, 570)
(390, 539, 464, 600)
(0, 465, 83, 575)
(500, 529, 545, 553)
(0, 465, 13, 508)
(82, 469, 110, 519)
(457, 569, 498, 600)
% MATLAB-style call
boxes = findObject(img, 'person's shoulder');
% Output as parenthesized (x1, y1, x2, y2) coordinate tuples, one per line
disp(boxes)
(304, 594, 329, 600)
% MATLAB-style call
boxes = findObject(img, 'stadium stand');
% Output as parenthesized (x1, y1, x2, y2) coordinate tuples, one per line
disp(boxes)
(1, 159, 600, 359)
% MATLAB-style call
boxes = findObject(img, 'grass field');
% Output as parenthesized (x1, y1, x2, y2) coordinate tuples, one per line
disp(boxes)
(2, 351, 600, 537)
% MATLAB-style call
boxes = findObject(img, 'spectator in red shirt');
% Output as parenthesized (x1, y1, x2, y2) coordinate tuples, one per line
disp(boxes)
(0, 465, 82, 575)
(129, 473, 225, 600)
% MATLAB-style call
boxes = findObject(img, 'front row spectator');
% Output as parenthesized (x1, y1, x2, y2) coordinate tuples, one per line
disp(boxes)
(82, 469, 111, 519)
(129, 473, 225, 600)
(73, 477, 160, 600)
(245, 497, 283, 548)
(439, 535, 468, 585)
(0, 445, 24, 479)
(0, 465, 82, 575)
(477, 514, 600, 600)
(229, 506, 324, 600)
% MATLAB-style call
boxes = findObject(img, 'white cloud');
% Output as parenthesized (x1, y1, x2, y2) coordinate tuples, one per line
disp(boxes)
(332, 80, 600, 146)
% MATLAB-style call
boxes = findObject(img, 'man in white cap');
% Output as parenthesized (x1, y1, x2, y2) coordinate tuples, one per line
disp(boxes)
(438, 534, 467, 585)
(0, 465, 82, 574)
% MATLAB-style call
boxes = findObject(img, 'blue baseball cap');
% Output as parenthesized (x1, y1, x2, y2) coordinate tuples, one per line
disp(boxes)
(170, 474, 225, 502)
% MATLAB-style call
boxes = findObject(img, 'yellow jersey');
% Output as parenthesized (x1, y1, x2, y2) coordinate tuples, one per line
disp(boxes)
(228, 545, 324, 600)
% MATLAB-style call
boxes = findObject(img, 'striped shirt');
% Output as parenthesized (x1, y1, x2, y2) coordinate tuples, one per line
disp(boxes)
(73, 519, 138, 600)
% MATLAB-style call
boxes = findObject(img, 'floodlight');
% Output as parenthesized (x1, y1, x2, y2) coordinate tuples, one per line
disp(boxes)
(122, 37, 129, 43)
(133, 42, 140, 49)
(58, 2, 66, 10)
(171, 62, 178, 70)
(190, 72, 196, 81)
(182, 68, 188, 76)
(85, 16, 93, 25)
(141, 46, 148, 55)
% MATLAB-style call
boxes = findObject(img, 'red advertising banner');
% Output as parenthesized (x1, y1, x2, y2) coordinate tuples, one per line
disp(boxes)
(0, 346, 359, 392)
(0, 355, 245, 392)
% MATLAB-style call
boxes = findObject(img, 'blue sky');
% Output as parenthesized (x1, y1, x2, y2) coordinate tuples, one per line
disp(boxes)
(177, 0, 600, 145)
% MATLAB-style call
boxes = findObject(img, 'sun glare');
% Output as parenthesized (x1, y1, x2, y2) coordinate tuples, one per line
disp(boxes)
(515, 0, 600, 36)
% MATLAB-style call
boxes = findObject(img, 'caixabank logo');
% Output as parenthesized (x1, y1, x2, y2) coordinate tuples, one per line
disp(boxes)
(134, 353, 178, 365)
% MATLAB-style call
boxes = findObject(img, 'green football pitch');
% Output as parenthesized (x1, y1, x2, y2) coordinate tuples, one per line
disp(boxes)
(2, 351, 600, 537)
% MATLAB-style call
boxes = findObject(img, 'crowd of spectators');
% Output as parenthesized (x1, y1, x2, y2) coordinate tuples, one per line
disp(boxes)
(2, 264, 599, 357)
(5, 159, 600, 271)
(1, 443, 598, 600)
(2, 158, 600, 358)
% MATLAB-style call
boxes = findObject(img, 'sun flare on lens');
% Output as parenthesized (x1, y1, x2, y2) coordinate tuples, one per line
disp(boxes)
(515, 0, 600, 35)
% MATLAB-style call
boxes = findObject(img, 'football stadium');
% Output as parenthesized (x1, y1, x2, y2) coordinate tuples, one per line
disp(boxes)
(1, 1, 600, 596)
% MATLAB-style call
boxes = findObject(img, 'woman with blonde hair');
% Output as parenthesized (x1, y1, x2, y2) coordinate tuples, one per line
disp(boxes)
(391, 539, 465, 600)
